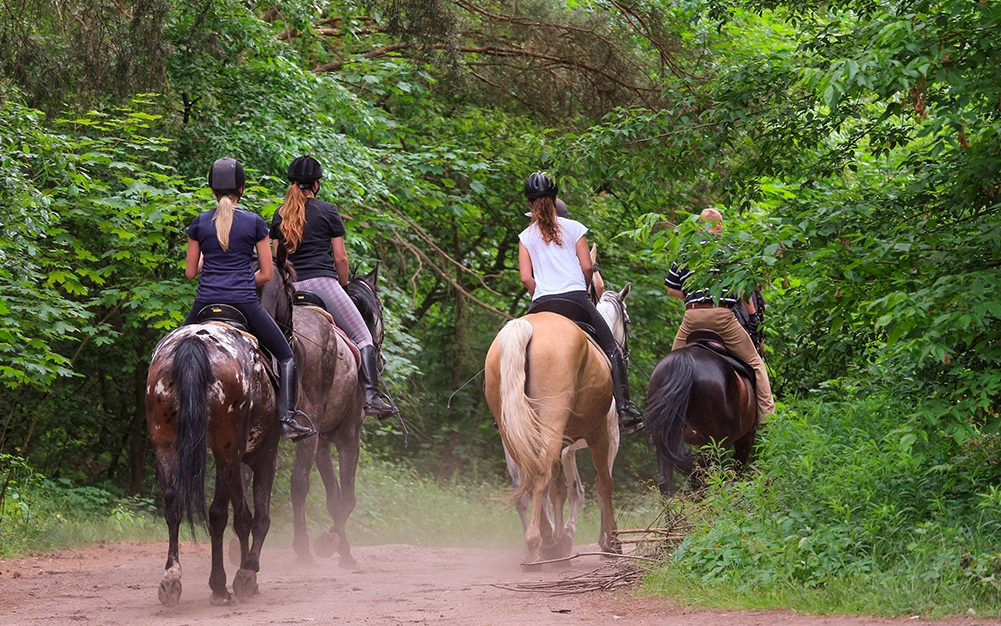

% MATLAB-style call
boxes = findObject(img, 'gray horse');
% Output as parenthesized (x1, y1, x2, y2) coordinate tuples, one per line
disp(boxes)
(260, 259, 387, 567)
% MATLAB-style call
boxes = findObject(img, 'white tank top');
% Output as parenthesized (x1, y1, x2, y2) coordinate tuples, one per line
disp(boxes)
(518, 217, 588, 300)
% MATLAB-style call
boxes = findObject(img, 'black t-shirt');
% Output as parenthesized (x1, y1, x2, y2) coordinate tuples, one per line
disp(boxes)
(270, 198, 347, 281)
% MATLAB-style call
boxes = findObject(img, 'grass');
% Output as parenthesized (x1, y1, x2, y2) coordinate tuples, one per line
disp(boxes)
(636, 391, 1001, 620)
(1, 449, 664, 557)
(643, 561, 1001, 619)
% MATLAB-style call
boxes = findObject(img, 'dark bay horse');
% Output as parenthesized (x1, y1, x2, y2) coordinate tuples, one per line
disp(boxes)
(646, 342, 758, 495)
(146, 322, 279, 606)
(486, 304, 622, 564)
(259, 260, 386, 567)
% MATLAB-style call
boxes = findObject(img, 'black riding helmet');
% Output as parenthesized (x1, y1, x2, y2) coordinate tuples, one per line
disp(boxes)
(288, 155, 323, 184)
(208, 157, 246, 193)
(524, 171, 558, 200)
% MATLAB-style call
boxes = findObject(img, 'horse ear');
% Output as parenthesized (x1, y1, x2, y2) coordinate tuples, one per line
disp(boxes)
(589, 243, 598, 264)
(619, 282, 631, 301)
(366, 262, 380, 288)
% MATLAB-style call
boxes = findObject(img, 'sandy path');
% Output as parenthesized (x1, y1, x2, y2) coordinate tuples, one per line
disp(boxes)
(0, 541, 996, 626)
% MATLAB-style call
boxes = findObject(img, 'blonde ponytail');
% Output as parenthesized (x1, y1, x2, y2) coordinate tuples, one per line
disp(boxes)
(278, 184, 309, 253)
(214, 194, 238, 251)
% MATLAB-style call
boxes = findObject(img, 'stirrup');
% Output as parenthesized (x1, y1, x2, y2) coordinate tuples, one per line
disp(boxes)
(617, 403, 645, 436)
(281, 410, 316, 442)
(365, 394, 399, 420)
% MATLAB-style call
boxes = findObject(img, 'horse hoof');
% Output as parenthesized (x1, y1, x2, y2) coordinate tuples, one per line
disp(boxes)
(233, 569, 259, 600)
(228, 536, 241, 566)
(557, 534, 574, 557)
(210, 590, 233, 606)
(294, 553, 318, 569)
(314, 531, 340, 558)
(540, 543, 563, 560)
(338, 553, 357, 569)
(157, 578, 182, 607)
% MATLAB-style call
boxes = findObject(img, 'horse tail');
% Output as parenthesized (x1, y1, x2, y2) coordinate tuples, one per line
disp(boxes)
(646, 350, 695, 476)
(171, 336, 213, 531)
(495, 318, 547, 504)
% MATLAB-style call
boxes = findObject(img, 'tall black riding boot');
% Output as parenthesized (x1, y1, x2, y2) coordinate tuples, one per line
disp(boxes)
(278, 358, 316, 441)
(359, 346, 398, 419)
(610, 351, 644, 435)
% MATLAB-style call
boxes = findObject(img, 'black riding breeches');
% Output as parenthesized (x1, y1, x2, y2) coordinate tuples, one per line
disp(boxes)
(183, 299, 293, 363)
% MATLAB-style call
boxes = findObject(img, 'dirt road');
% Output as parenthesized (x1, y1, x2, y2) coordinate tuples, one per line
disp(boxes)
(0, 540, 995, 625)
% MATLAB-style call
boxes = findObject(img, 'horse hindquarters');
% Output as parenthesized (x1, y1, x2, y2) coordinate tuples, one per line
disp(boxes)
(646, 350, 696, 495)
(148, 336, 214, 606)
(487, 318, 561, 562)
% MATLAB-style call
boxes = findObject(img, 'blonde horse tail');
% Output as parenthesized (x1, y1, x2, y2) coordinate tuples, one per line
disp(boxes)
(495, 318, 546, 503)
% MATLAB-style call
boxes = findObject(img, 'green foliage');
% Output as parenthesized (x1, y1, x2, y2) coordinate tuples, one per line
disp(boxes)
(3, 0, 1001, 614)
(650, 390, 1001, 615)
(0, 454, 158, 555)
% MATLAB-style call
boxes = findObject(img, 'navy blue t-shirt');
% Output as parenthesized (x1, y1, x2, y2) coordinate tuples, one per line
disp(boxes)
(188, 208, 269, 303)
(270, 198, 346, 281)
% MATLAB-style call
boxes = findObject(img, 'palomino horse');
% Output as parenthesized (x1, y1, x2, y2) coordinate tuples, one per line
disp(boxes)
(646, 340, 758, 495)
(486, 289, 628, 563)
(146, 321, 279, 606)
(259, 260, 386, 567)
(504, 286, 630, 542)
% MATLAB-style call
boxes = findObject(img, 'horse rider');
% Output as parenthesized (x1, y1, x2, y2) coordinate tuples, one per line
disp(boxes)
(518, 171, 644, 434)
(527, 198, 606, 303)
(665, 208, 776, 419)
(270, 155, 398, 419)
(182, 157, 316, 441)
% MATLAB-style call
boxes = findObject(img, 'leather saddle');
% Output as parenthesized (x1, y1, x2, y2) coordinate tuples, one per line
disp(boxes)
(686, 329, 757, 390)
(196, 304, 278, 387)
(294, 290, 326, 310)
(292, 290, 361, 368)
(528, 298, 599, 343)
(197, 304, 249, 333)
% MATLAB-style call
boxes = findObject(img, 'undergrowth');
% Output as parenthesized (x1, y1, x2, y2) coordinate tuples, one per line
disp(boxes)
(645, 388, 1001, 618)
(0, 447, 662, 556)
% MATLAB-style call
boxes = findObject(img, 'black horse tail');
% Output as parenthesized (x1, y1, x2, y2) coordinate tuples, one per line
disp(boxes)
(646, 350, 695, 477)
(171, 336, 213, 532)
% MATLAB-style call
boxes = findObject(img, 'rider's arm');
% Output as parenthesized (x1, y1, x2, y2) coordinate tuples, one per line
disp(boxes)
(331, 237, 350, 287)
(185, 238, 202, 280)
(575, 236, 594, 287)
(665, 264, 685, 301)
(255, 237, 274, 286)
(518, 242, 536, 296)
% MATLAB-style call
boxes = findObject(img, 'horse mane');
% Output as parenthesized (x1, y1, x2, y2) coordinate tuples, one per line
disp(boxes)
(344, 273, 380, 333)
(256, 248, 296, 337)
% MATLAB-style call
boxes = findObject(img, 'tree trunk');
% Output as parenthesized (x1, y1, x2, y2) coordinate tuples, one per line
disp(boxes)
(127, 323, 151, 496)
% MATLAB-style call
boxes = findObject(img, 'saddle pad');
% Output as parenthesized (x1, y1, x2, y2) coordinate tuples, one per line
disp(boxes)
(206, 320, 258, 348)
(301, 305, 361, 368)
(204, 322, 278, 389)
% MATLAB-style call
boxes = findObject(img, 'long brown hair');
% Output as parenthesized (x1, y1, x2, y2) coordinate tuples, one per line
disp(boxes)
(278, 183, 311, 253)
(213, 193, 238, 251)
(530, 196, 562, 245)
